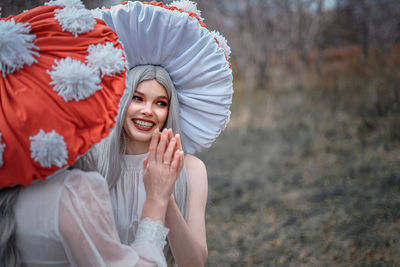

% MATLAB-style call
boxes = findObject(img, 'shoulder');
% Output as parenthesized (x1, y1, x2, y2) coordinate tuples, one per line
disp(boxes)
(59, 170, 113, 231)
(184, 154, 206, 172)
(58, 170, 119, 261)
(184, 154, 207, 188)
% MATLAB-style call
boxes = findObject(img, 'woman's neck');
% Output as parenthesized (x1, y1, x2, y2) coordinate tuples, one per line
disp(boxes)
(125, 140, 150, 155)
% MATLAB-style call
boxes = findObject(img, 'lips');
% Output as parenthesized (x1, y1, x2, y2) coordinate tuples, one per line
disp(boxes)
(132, 118, 155, 131)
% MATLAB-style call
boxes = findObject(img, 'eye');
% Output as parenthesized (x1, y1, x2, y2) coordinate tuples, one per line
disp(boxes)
(132, 95, 142, 101)
(157, 100, 169, 107)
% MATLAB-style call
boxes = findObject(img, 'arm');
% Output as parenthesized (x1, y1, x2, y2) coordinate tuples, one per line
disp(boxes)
(132, 128, 186, 265)
(58, 170, 169, 267)
(166, 154, 208, 267)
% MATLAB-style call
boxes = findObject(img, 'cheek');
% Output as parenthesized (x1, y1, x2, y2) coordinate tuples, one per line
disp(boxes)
(123, 103, 135, 125)
(125, 102, 137, 116)
(157, 108, 169, 125)
(123, 114, 130, 132)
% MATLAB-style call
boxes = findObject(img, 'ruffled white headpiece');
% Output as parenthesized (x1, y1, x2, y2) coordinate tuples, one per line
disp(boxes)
(94, 0, 233, 154)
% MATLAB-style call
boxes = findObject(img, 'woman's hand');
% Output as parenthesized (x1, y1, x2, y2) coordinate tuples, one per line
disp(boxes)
(141, 128, 184, 222)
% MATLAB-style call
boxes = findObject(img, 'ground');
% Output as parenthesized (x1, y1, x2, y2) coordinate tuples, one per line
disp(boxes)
(198, 78, 400, 266)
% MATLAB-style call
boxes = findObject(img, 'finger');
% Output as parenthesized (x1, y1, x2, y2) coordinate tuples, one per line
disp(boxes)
(163, 137, 176, 165)
(148, 129, 160, 162)
(175, 134, 183, 151)
(170, 150, 184, 178)
(178, 150, 184, 172)
(156, 128, 168, 162)
(167, 128, 173, 141)
(173, 134, 183, 163)
(143, 155, 148, 170)
(169, 134, 181, 167)
(170, 149, 180, 177)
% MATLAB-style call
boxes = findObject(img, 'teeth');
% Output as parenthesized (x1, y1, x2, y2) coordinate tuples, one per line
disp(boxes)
(134, 120, 154, 128)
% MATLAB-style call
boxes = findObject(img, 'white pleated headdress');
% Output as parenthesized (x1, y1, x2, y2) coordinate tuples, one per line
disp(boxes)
(93, 0, 233, 154)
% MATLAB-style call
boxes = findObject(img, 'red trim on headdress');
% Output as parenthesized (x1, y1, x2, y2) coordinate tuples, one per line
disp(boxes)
(110, 1, 232, 69)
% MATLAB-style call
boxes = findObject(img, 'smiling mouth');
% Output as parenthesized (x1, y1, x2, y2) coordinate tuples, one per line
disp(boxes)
(133, 119, 155, 131)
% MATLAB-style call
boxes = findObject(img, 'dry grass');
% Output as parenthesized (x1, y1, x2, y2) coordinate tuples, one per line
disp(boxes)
(198, 45, 400, 266)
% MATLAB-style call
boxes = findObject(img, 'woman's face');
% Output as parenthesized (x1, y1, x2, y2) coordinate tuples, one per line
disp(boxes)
(123, 79, 169, 152)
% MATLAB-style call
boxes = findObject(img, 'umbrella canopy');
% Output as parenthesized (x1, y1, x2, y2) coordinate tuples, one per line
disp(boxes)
(0, 0, 127, 187)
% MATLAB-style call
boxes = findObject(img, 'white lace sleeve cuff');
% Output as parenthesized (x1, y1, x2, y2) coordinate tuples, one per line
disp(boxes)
(135, 218, 169, 250)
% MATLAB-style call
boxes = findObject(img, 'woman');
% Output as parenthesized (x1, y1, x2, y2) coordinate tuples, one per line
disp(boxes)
(93, 65, 208, 266)
(0, 2, 182, 266)
(93, 1, 234, 266)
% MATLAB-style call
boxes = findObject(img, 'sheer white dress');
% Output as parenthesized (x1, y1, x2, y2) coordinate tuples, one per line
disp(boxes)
(14, 168, 169, 267)
(110, 153, 149, 245)
(110, 154, 188, 267)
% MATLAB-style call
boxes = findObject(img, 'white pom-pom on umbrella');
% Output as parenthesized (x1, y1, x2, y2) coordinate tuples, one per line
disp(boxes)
(90, 7, 104, 19)
(47, 57, 102, 102)
(30, 129, 68, 168)
(54, 6, 96, 37)
(45, 0, 84, 9)
(0, 19, 39, 77)
(86, 42, 125, 77)
(210, 30, 231, 60)
(169, 0, 203, 21)
(0, 133, 5, 168)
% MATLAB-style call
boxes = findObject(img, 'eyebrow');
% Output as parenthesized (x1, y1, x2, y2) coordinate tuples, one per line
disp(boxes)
(134, 90, 169, 100)
(157, 96, 169, 101)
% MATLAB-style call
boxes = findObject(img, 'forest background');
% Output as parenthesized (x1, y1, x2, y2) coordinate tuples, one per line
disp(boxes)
(2, 0, 400, 266)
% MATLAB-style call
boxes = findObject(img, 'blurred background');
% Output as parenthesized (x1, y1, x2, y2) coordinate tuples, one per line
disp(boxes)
(2, 0, 400, 266)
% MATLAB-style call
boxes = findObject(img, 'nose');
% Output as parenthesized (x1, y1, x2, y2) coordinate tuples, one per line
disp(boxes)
(141, 102, 153, 116)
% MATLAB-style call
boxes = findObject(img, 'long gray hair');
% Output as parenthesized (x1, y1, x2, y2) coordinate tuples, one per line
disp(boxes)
(89, 65, 189, 265)
(94, 65, 184, 184)
(0, 186, 22, 267)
